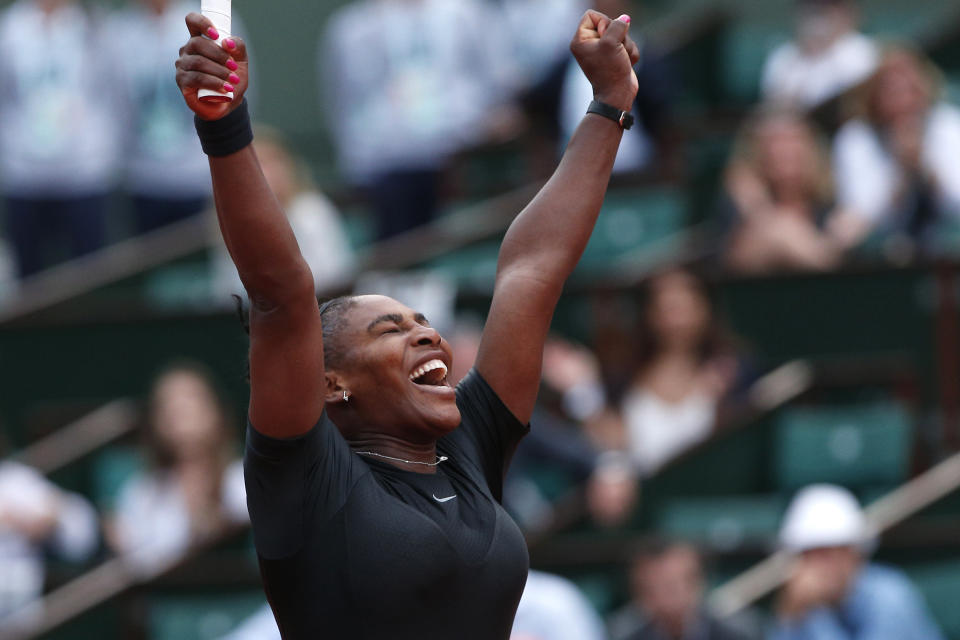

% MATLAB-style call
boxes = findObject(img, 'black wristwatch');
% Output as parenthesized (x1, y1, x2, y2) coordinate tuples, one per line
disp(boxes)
(586, 99, 634, 130)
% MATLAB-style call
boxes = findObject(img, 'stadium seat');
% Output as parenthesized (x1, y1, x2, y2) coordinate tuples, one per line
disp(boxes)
(340, 207, 375, 251)
(143, 259, 213, 310)
(149, 592, 267, 640)
(721, 22, 788, 105)
(575, 187, 686, 273)
(92, 446, 145, 511)
(425, 240, 501, 292)
(860, 0, 947, 39)
(655, 494, 784, 551)
(905, 560, 960, 639)
(773, 403, 912, 491)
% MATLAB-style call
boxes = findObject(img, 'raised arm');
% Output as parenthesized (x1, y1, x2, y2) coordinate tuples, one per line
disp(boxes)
(475, 11, 639, 424)
(176, 13, 324, 438)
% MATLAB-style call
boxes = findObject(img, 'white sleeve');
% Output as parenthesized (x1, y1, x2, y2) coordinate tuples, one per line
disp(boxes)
(832, 121, 894, 224)
(221, 459, 249, 524)
(925, 105, 960, 219)
(511, 571, 607, 640)
(0, 463, 98, 562)
(112, 479, 147, 555)
(51, 492, 99, 563)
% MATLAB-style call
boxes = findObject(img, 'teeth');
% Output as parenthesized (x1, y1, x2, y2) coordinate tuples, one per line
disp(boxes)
(409, 359, 448, 381)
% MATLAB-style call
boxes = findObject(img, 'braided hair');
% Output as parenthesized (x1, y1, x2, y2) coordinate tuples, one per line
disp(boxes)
(317, 296, 359, 370)
(235, 294, 359, 381)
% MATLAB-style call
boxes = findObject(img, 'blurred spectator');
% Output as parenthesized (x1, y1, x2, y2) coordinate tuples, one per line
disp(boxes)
(720, 108, 846, 272)
(107, 361, 247, 572)
(320, 0, 513, 240)
(0, 0, 120, 278)
(832, 45, 960, 252)
(511, 570, 607, 640)
(218, 603, 281, 640)
(505, 337, 637, 530)
(770, 484, 943, 640)
(212, 129, 355, 303)
(0, 458, 98, 619)
(609, 541, 757, 640)
(609, 270, 749, 477)
(497, 0, 586, 98)
(559, 0, 676, 176)
(108, 0, 220, 234)
(761, 0, 878, 109)
(497, 0, 586, 144)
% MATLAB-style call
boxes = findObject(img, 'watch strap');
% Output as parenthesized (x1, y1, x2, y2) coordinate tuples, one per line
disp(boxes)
(586, 99, 634, 130)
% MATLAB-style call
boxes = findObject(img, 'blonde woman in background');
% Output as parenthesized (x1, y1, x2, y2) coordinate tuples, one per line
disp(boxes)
(833, 44, 960, 250)
(721, 108, 850, 273)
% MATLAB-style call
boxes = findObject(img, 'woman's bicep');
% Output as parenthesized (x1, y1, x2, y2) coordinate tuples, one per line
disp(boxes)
(248, 293, 325, 439)
(475, 267, 562, 425)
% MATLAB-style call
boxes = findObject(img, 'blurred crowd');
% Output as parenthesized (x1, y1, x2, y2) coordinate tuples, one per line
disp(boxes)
(0, 0, 955, 298)
(1, 351, 945, 638)
(1, 0, 958, 638)
(1, 263, 948, 639)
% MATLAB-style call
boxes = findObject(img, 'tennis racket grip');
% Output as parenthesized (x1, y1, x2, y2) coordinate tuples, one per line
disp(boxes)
(199, 0, 233, 103)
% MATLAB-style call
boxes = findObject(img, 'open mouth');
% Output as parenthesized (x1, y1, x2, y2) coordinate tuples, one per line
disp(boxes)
(409, 359, 449, 387)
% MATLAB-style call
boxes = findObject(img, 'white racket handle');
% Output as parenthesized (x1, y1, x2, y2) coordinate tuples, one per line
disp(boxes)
(199, 0, 234, 102)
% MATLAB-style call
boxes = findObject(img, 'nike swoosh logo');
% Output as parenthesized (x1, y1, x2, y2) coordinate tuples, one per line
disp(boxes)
(432, 494, 457, 503)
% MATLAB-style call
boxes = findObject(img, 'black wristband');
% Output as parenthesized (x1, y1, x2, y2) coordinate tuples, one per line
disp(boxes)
(194, 99, 254, 157)
(586, 99, 634, 130)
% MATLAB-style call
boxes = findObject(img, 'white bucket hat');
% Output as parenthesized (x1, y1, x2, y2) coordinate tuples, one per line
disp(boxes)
(779, 484, 876, 552)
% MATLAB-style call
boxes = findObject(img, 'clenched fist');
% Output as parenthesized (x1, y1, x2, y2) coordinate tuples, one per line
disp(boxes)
(570, 11, 640, 112)
(175, 12, 250, 121)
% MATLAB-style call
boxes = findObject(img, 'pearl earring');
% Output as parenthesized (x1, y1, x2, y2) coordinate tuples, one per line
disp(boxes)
(343, 390, 350, 402)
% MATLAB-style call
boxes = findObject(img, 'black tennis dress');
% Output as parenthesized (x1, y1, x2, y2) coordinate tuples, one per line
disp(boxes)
(244, 370, 531, 639)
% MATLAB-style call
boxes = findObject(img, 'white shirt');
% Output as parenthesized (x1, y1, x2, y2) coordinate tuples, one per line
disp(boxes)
(833, 102, 960, 226)
(113, 459, 247, 572)
(211, 191, 356, 303)
(321, 0, 510, 182)
(0, 462, 98, 619)
(761, 32, 878, 108)
(0, 1, 121, 196)
(622, 388, 716, 477)
(511, 571, 607, 640)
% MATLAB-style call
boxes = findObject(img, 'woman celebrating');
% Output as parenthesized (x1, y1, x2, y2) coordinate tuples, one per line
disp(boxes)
(175, 10, 639, 639)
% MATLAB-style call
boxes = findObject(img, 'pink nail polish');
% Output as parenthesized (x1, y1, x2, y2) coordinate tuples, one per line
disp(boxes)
(224, 39, 236, 50)
(617, 14, 631, 24)
(207, 27, 219, 39)
(226, 59, 238, 71)
(229, 73, 240, 84)
(223, 82, 234, 92)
